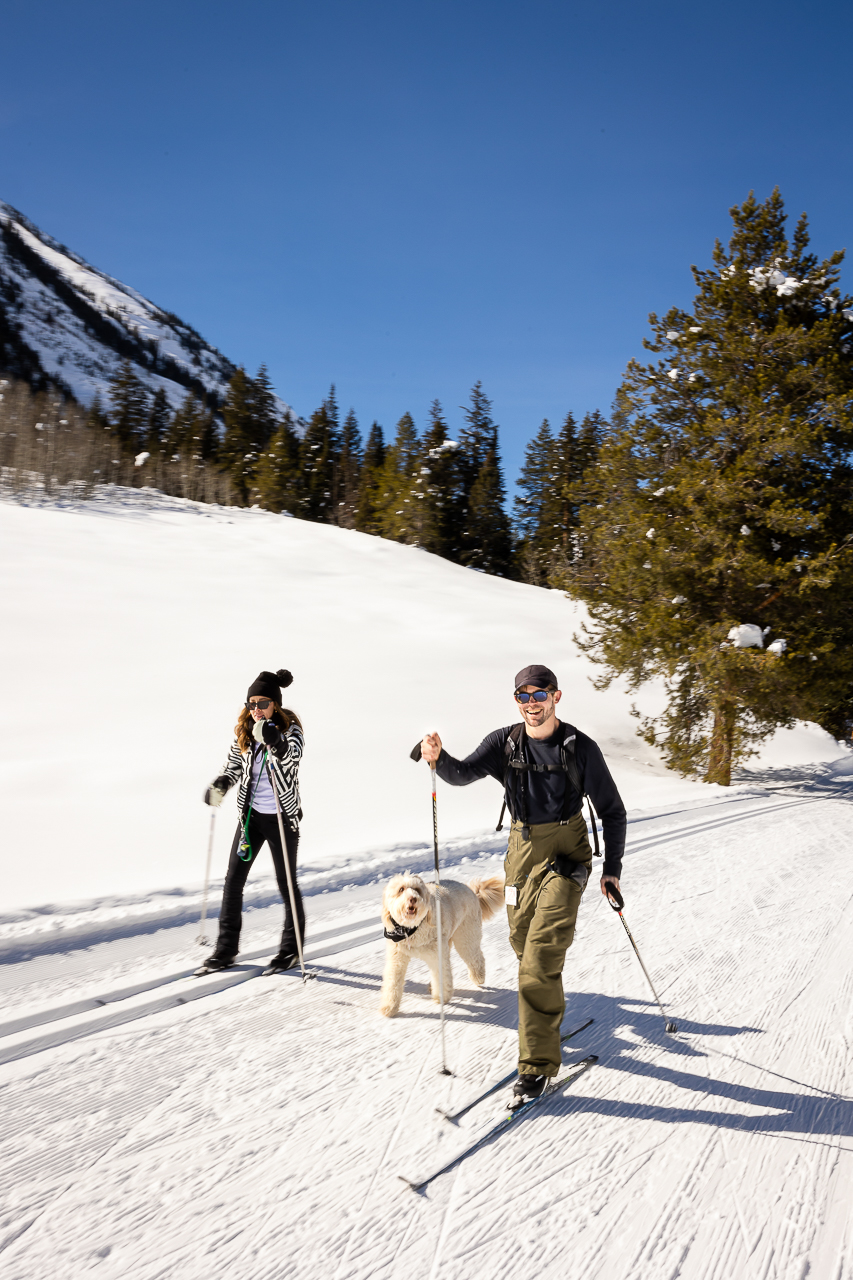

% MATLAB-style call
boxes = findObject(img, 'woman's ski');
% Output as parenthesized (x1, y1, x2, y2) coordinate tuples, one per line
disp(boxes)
(398, 1054, 598, 1191)
(435, 1017, 594, 1122)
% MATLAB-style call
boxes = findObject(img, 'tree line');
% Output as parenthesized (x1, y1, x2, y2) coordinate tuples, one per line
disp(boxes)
(0, 356, 605, 582)
(92, 360, 606, 581)
(4, 188, 850, 783)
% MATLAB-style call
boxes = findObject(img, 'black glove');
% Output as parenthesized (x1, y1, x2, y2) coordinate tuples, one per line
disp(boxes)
(204, 775, 231, 807)
(252, 718, 281, 747)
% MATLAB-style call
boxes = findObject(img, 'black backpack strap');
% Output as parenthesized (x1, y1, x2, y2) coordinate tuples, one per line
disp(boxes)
(561, 726, 601, 858)
(496, 724, 525, 832)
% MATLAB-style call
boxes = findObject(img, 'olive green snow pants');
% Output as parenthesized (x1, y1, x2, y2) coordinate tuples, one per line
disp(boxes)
(504, 814, 592, 1077)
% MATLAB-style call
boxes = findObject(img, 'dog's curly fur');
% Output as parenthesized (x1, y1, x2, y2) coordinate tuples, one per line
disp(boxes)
(379, 872, 505, 1017)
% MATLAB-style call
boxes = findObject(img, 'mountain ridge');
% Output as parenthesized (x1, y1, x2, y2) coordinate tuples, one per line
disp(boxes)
(0, 200, 297, 423)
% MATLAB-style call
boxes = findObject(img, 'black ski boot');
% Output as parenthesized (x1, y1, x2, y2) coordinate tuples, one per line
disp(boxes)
(508, 1074, 547, 1110)
(263, 953, 299, 976)
(193, 954, 235, 977)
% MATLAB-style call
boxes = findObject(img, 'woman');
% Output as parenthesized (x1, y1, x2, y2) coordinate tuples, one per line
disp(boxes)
(196, 668, 305, 977)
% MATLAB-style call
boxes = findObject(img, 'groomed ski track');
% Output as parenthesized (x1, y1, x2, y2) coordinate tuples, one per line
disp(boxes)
(1, 783, 853, 1279)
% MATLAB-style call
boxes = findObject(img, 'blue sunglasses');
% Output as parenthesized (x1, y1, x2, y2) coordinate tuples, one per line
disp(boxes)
(515, 689, 551, 704)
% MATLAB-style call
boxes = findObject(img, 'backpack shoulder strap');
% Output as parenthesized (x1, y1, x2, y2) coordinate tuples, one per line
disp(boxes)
(496, 724, 525, 832)
(560, 724, 601, 858)
(559, 723, 584, 795)
(504, 722, 525, 768)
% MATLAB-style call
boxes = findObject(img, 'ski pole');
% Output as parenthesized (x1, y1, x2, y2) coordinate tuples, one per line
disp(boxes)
(197, 809, 217, 946)
(410, 740, 452, 1076)
(605, 885, 678, 1033)
(265, 756, 314, 983)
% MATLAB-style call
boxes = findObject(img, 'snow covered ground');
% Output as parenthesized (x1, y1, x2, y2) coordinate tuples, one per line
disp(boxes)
(1, 491, 852, 1278)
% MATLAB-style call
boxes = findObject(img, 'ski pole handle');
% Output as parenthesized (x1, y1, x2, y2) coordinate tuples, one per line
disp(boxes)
(605, 884, 625, 911)
(410, 741, 423, 762)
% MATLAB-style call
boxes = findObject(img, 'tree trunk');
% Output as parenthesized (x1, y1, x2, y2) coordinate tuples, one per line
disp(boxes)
(706, 701, 736, 785)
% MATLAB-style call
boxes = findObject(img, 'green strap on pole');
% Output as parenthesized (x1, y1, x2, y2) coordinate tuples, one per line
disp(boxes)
(238, 747, 267, 861)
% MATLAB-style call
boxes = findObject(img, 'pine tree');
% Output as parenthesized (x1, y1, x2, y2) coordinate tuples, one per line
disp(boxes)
(458, 380, 494, 496)
(255, 416, 302, 514)
(376, 412, 420, 542)
(220, 365, 278, 502)
(298, 386, 342, 522)
(514, 418, 558, 584)
(465, 444, 515, 575)
(354, 421, 386, 534)
(572, 189, 853, 784)
(413, 400, 464, 557)
(337, 407, 362, 527)
(458, 383, 514, 576)
(146, 388, 170, 454)
(108, 359, 149, 448)
(547, 410, 605, 582)
(576, 409, 605, 479)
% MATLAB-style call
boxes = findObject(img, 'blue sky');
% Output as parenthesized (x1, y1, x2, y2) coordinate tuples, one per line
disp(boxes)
(1, 0, 851, 483)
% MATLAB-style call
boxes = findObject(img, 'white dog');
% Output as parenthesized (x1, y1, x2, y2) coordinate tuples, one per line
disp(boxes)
(379, 872, 505, 1017)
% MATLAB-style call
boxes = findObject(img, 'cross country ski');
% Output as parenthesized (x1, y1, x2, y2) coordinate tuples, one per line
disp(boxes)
(436, 1017, 595, 1122)
(398, 1054, 599, 1191)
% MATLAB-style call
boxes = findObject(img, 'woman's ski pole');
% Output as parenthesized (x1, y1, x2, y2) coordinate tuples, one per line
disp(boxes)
(265, 756, 313, 983)
(410, 741, 452, 1076)
(605, 885, 678, 1033)
(196, 809, 217, 946)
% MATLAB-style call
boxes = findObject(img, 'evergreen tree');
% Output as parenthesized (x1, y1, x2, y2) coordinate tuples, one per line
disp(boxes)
(298, 386, 342, 522)
(576, 409, 605, 479)
(146, 387, 171, 454)
(458, 382, 514, 576)
(465, 444, 515, 575)
(165, 391, 216, 463)
(376, 412, 420, 542)
(108, 359, 149, 448)
(354, 421, 386, 534)
(458, 380, 494, 496)
(220, 365, 278, 502)
(572, 189, 853, 784)
(413, 400, 464, 557)
(337, 407, 362, 527)
(255, 416, 302, 514)
(514, 418, 558, 584)
(85, 393, 110, 434)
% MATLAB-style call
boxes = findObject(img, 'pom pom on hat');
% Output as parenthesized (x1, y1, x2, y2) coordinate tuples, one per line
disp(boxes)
(275, 669, 293, 688)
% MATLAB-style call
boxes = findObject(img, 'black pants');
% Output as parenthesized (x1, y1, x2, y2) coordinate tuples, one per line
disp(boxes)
(214, 811, 304, 961)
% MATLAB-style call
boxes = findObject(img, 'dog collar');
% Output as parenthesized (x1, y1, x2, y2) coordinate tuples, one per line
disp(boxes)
(384, 916, 421, 943)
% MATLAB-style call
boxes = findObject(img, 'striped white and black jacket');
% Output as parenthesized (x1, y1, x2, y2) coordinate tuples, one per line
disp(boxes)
(219, 723, 304, 829)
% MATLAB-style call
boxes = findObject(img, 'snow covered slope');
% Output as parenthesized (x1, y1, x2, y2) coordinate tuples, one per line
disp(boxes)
(0, 200, 296, 417)
(1, 490, 852, 1280)
(0, 488, 846, 914)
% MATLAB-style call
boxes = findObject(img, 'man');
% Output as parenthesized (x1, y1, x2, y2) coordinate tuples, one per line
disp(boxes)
(419, 663, 626, 1106)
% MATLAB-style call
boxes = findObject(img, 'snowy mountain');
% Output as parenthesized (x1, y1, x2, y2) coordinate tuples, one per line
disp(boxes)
(0, 200, 296, 418)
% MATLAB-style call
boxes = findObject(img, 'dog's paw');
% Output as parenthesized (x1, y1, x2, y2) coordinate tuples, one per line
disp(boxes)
(379, 1002, 399, 1018)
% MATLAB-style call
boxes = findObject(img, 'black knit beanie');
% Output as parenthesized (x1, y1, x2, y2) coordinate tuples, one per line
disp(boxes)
(247, 669, 293, 703)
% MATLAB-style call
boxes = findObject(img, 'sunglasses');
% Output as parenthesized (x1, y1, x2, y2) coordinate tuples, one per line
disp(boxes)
(247, 697, 273, 710)
(515, 690, 551, 704)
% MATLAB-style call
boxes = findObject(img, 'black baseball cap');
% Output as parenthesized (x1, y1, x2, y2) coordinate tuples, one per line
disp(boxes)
(514, 664, 558, 691)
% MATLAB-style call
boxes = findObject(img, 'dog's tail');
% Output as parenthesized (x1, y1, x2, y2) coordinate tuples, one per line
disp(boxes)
(469, 875, 505, 921)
